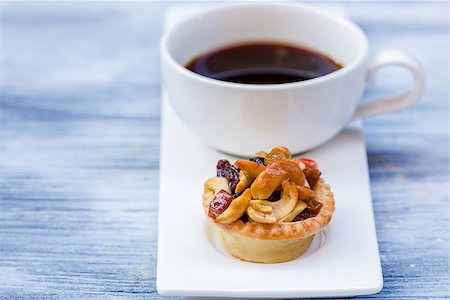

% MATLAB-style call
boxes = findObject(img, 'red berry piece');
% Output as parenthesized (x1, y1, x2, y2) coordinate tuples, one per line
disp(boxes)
(296, 158, 318, 169)
(208, 190, 235, 220)
(293, 198, 323, 221)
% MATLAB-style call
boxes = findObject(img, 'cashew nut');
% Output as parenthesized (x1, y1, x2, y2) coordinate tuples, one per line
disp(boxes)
(251, 160, 305, 199)
(253, 180, 298, 220)
(269, 146, 292, 159)
(247, 200, 276, 224)
(251, 200, 274, 214)
(297, 185, 314, 201)
(215, 189, 252, 224)
(295, 160, 306, 170)
(234, 160, 266, 194)
(262, 146, 292, 165)
(234, 160, 266, 175)
(235, 170, 251, 194)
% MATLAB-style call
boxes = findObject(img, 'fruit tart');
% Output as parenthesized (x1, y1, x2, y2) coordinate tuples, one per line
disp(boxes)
(202, 146, 335, 263)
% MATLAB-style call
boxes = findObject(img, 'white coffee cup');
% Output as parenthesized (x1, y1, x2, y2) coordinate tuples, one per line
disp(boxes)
(161, 3, 424, 156)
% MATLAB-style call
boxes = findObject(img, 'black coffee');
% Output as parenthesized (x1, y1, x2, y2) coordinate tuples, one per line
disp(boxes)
(185, 41, 342, 84)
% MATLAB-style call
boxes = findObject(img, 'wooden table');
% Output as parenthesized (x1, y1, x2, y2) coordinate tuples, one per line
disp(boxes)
(0, 2, 448, 298)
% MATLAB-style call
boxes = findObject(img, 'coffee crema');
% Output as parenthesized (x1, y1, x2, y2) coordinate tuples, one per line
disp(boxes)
(185, 41, 342, 84)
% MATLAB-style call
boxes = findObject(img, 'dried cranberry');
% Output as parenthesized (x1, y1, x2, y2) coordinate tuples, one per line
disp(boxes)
(216, 159, 231, 173)
(293, 209, 317, 221)
(267, 189, 282, 202)
(216, 159, 240, 193)
(293, 198, 323, 221)
(239, 212, 249, 223)
(249, 157, 266, 166)
(305, 198, 323, 214)
(208, 190, 235, 220)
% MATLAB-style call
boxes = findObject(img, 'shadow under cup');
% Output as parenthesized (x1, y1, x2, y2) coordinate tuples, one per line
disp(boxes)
(161, 3, 368, 156)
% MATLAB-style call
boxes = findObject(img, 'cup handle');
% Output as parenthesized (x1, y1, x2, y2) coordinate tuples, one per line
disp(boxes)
(353, 50, 425, 119)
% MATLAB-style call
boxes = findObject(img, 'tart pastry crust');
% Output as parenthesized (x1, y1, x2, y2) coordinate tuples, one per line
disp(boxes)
(219, 229, 314, 263)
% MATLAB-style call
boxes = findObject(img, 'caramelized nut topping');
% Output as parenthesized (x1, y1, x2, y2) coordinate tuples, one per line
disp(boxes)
(209, 146, 325, 224)
(251, 160, 305, 200)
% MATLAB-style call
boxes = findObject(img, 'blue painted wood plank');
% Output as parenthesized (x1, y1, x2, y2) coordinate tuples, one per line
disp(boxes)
(0, 1, 448, 299)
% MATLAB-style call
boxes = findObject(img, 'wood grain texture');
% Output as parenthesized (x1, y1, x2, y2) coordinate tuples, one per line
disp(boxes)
(0, 1, 448, 299)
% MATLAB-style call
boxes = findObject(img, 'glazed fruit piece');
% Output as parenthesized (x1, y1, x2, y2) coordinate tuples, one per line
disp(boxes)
(208, 190, 235, 220)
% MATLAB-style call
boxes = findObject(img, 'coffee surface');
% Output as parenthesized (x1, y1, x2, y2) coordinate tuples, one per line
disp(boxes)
(185, 42, 342, 84)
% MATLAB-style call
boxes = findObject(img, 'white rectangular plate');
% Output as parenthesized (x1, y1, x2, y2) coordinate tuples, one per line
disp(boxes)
(157, 95, 382, 298)
(157, 6, 382, 298)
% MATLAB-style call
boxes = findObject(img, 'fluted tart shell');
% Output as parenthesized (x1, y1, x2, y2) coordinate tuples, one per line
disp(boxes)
(203, 178, 335, 263)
